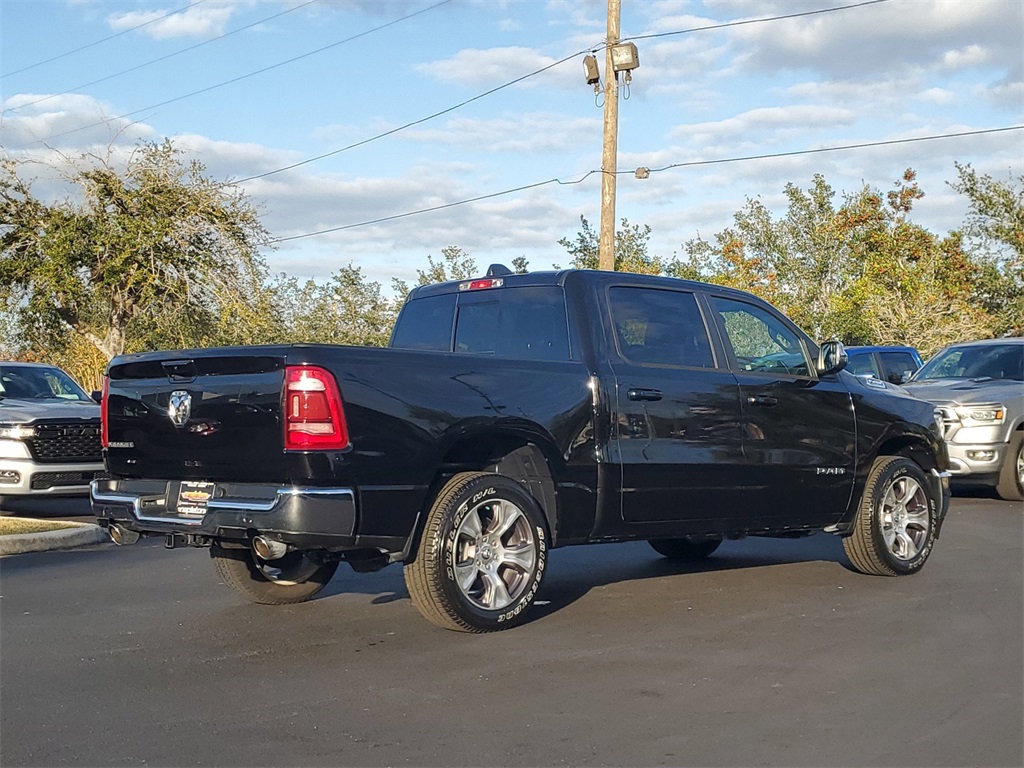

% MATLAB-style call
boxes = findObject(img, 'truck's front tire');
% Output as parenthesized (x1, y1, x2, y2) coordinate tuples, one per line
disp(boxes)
(404, 472, 547, 632)
(996, 432, 1024, 502)
(843, 456, 938, 576)
(211, 544, 338, 605)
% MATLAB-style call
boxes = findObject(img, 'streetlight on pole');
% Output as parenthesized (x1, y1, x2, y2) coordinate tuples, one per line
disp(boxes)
(598, 0, 621, 272)
(586, 0, 639, 271)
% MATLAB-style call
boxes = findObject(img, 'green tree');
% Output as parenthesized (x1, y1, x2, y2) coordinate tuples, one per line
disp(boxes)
(0, 140, 272, 362)
(558, 215, 665, 275)
(672, 170, 993, 352)
(270, 265, 402, 347)
(949, 162, 1024, 335)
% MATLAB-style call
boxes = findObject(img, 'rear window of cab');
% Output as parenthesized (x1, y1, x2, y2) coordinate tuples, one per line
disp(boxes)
(391, 287, 571, 362)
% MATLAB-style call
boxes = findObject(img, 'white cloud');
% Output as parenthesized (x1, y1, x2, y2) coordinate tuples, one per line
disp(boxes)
(917, 87, 956, 105)
(669, 105, 857, 142)
(940, 44, 991, 70)
(107, 2, 238, 40)
(0, 94, 155, 150)
(715, 0, 1022, 81)
(417, 47, 563, 89)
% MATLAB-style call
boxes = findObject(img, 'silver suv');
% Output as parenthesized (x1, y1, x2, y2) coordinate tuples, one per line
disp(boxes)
(0, 362, 105, 502)
(903, 338, 1024, 501)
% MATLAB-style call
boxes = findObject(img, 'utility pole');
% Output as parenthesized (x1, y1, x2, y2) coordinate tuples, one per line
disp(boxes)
(598, 0, 621, 271)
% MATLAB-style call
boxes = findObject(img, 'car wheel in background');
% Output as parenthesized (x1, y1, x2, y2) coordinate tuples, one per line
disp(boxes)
(996, 432, 1024, 502)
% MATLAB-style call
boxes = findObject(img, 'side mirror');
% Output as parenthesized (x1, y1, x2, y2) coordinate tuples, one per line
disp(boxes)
(817, 340, 848, 376)
(90, 390, 102, 404)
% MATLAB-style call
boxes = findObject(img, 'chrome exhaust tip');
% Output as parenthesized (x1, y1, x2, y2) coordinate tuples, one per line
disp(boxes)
(252, 535, 289, 561)
(108, 523, 140, 546)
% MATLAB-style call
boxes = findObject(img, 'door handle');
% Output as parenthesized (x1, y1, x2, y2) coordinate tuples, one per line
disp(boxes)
(746, 395, 778, 407)
(627, 388, 663, 402)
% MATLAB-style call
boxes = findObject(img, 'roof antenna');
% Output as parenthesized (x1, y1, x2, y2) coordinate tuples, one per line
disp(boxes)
(486, 264, 513, 277)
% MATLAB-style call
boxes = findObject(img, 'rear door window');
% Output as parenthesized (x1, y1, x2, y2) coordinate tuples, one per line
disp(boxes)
(390, 294, 457, 351)
(607, 286, 715, 368)
(454, 286, 570, 361)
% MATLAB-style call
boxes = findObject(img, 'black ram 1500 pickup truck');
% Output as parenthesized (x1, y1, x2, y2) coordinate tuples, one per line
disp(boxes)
(92, 268, 951, 632)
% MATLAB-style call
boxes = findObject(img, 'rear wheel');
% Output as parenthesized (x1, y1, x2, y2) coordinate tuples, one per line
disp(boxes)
(843, 456, 938, 576)
(648, 537, 722, 560)
(404, 472, 547, 632)
(995, 432, 1024, 502)
(211, 543, 338, 605)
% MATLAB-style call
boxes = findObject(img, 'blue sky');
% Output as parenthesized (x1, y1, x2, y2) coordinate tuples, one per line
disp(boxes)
(2, 0, 1022, 289)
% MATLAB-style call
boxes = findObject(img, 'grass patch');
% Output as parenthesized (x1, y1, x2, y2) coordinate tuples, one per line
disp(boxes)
(0, 518, 81, 536)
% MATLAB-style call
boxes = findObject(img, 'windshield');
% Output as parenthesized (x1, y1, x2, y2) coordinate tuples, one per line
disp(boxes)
(0, 365, 93, 402)
(914, 344, 1024, 382)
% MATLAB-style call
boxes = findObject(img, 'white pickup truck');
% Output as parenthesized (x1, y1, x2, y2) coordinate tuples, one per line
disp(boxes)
(0, 362, 105, 505)
(904, 337, 1024, 501)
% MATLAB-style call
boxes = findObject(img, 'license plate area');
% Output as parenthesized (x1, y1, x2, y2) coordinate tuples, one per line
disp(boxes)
(176, 481, 215, 518)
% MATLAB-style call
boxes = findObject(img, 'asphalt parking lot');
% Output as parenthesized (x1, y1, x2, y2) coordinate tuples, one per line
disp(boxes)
(1, 494, 1021, 767)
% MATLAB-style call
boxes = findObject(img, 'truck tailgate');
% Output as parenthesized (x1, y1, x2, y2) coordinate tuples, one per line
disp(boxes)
(105, 350, 290, 483)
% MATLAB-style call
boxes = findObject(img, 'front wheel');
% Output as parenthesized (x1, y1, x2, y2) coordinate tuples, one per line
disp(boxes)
(843, 456, 938, 576)
(995, 432, 1024, 502)
(404, 472, 548, 632)
(211, 544, 339, 605)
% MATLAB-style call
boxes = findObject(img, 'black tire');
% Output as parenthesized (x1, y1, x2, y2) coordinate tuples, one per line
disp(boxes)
(648, 536, 722, 560)
(210, 543, 338, 605)
(843, 456, 939, 576)
(995, 432, 1024, 502)
(404, 472, 548, 633)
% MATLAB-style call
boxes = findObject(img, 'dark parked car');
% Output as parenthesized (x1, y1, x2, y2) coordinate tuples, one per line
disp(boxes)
(92, 268, 951, 632)
(904, 338, 1024, 501)
(0, 362, 105, 501)
(845, 345, 923, 385)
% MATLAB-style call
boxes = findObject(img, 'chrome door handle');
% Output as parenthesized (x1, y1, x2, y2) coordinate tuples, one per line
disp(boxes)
(627, 388, 663, 402)
(746, 395, 778, 407)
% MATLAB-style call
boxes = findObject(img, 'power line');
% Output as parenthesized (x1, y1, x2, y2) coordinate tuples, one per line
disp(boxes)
(2, 1, 207, 79)
(4, 0, 321, 115)
(234, 50, 587, 183)
(643, 126, 1024, 174)
(265, 126, 1023, 244)
(623, 0, 892, 44)
(10, 0, 453, 149)
(11, 0, 893, 166)
(268, 172, 597, 244)
(240, 0, 898, 183)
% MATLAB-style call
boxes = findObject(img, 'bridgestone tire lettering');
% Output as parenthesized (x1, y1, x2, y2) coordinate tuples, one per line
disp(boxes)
(843, 456, 938, 577)
(404, 472, 548, 633)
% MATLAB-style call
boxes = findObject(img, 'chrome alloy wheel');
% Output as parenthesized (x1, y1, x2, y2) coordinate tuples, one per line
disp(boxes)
(1016, 442, 1024, 488)
(453, 498, 537, 611)
(879, 475, 931, 562)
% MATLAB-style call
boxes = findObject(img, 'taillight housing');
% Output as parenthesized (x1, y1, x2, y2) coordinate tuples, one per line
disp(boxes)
(100, 375, 109, 449)
(283, 365, 349, 451)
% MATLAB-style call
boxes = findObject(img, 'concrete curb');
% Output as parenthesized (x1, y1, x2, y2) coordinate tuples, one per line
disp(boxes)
(0, 523, 109, 556)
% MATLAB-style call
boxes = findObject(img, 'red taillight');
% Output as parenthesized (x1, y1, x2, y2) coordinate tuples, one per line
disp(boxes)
(283, 365, 349, 451)
(100, 375, 109, 448)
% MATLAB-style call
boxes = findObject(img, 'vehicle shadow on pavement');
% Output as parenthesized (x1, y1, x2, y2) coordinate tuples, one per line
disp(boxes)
(526, 535, 853, 622)
(313, 534, 853, 622)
